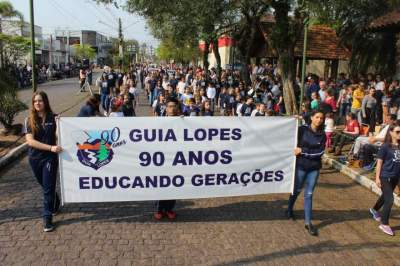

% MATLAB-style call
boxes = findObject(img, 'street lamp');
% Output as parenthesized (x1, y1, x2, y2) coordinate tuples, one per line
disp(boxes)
(29, 0, 37, 92)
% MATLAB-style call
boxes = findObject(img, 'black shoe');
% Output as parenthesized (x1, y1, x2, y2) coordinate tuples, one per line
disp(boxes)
(53, 193, 61, 216)
(43, 217, 55, 232)
(305, 223, 318, 236)
(285, 210, 295, 220)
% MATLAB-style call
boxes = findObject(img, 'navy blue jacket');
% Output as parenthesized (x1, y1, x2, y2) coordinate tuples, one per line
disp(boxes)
(296, 125, 326, 171)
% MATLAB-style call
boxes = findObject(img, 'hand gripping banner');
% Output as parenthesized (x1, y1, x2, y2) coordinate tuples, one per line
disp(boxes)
(58, 117, 297, 203)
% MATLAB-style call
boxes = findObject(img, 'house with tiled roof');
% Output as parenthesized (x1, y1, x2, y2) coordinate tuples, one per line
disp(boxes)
(257, 17, 350, 79)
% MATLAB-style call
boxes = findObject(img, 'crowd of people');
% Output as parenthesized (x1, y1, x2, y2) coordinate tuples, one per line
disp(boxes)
(11, 63, 81, 89)
(24, 62, 400, 237)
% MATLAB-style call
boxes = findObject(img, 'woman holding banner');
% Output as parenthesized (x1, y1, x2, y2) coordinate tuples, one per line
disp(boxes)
(286, 110, 326, 236)
(154, 97, 181, 220)
(25, 91, 63, 232)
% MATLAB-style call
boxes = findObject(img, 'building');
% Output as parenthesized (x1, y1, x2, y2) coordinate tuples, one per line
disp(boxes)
(199, 36, 234, 70)
(55, 30, 112, 65)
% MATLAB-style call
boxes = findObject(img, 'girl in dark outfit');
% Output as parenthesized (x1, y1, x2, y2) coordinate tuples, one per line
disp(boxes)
(154, 97, 180, 220)
(369, 120, 400, 236)
(287, 110, 326, 236)
(25, 91, 63, 232)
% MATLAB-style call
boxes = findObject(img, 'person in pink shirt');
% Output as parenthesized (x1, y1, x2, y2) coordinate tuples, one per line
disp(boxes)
(324, 89, 337, 113)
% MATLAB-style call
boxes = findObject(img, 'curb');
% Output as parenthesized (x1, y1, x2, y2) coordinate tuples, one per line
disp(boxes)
(323, 155, 400, 207)
(0, 142, 28, 171)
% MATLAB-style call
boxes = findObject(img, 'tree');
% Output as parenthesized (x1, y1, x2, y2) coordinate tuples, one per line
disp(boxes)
(307, 0, 400, 77)
(0, 1, 24, 69)
(156, 38, 199, 64)
(72, 44, 96, 62)
(96, 0, 231, 79)
(0, 33, 31, 67)
(0, 69, 28, 132)
(230, 0, 271, 85)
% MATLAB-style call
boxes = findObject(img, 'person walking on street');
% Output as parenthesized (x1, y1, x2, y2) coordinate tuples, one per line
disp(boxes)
(79, 67, 86, 92)
(286, 110, 326, 236)
(24, 91, 63, 232)
(369, 120, 400, 236)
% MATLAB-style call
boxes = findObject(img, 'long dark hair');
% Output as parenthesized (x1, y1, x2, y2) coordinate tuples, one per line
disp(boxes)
(384, 120, 400, 147)
(28, 91, 53, 137)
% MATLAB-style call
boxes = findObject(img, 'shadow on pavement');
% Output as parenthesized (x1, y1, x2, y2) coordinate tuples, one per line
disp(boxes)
(215, 241, 400, 266)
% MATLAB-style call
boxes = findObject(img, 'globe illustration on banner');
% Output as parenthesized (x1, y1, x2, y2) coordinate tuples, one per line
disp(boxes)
(75, 129, 116, 170)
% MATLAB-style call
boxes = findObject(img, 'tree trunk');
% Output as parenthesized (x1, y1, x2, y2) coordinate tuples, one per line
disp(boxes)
(242, 19, 258, 86)
(0, 18, 3, 69)
(277, 50, 298, 115)
(212, 38, 222, 81)
(203, 40, 210, 81)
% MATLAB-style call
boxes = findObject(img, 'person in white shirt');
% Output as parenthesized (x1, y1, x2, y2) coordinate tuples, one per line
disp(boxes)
(207, 83, 216, 112)
(319, 81, 327, 102)
(162, 77, 169, 91)
(236, 97, 244, 117)
(352, 115, 395, 156)
(250, 103, 260, 117)
(325, 112, 335, 148)
(375, 75, 385, 91)
(177, 77, 186, 96)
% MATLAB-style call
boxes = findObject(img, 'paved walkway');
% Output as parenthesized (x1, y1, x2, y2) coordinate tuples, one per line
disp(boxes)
(0, 92, 399, 265)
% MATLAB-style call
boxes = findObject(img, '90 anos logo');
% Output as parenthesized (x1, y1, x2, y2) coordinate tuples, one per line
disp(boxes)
(76, 127, 125, 170)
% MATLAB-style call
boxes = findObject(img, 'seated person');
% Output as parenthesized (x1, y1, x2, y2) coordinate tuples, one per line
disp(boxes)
(352, 114, 396, 159)
(361, 115, 398, 170)
(328, 113, 359, 156)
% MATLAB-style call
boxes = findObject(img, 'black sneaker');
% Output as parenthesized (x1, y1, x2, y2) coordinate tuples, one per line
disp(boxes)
(53, 193, 61, 216)
(305, 223, 318, 236)
(43, 217, 55, 232)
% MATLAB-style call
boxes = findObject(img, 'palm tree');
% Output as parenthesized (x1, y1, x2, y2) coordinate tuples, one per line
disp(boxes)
(0, 1, 24, 69)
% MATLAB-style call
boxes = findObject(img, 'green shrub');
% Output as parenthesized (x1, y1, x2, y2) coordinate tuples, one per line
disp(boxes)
(0, 90, 28, 130)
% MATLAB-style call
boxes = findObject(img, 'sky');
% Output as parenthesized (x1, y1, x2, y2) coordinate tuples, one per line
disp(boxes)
(8, 0, 159, 46)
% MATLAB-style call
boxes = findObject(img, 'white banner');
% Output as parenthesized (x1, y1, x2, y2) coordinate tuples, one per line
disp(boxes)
(58, 117, 297, 203)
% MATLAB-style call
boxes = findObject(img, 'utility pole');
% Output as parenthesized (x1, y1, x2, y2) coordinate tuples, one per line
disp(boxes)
(49, 34, 53, 69)
(118, 17, 124, 70)
(299, 17, 309, 111)
(29, 0, 37, 92)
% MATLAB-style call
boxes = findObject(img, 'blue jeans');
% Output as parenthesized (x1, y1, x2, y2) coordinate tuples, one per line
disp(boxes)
(100, 93, 108, 112)
(287, 168, 320, 224)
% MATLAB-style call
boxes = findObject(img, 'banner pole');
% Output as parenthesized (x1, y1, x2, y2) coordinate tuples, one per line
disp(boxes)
(291, 118, 299, 195)
(57, 117, 66, 206)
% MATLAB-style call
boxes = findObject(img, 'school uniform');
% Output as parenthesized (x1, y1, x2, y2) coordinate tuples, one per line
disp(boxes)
(25, 113, 59, 219)
(373, 143, 400, 225)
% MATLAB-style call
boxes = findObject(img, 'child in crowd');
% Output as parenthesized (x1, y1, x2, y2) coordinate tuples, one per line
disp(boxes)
(311, 91, 320, 110)
(325, 112, 335, 149)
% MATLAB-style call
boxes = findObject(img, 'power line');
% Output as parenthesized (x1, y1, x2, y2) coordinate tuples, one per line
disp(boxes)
(87, 0, 116, 23)
(105, 6, 119, 23)
(53, 0, 92, 29)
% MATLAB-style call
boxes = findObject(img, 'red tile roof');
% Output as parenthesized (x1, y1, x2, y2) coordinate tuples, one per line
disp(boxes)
(295, 25, 350, 60)
(260, 22, 350, 60)
(368, 10, 400, 30)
